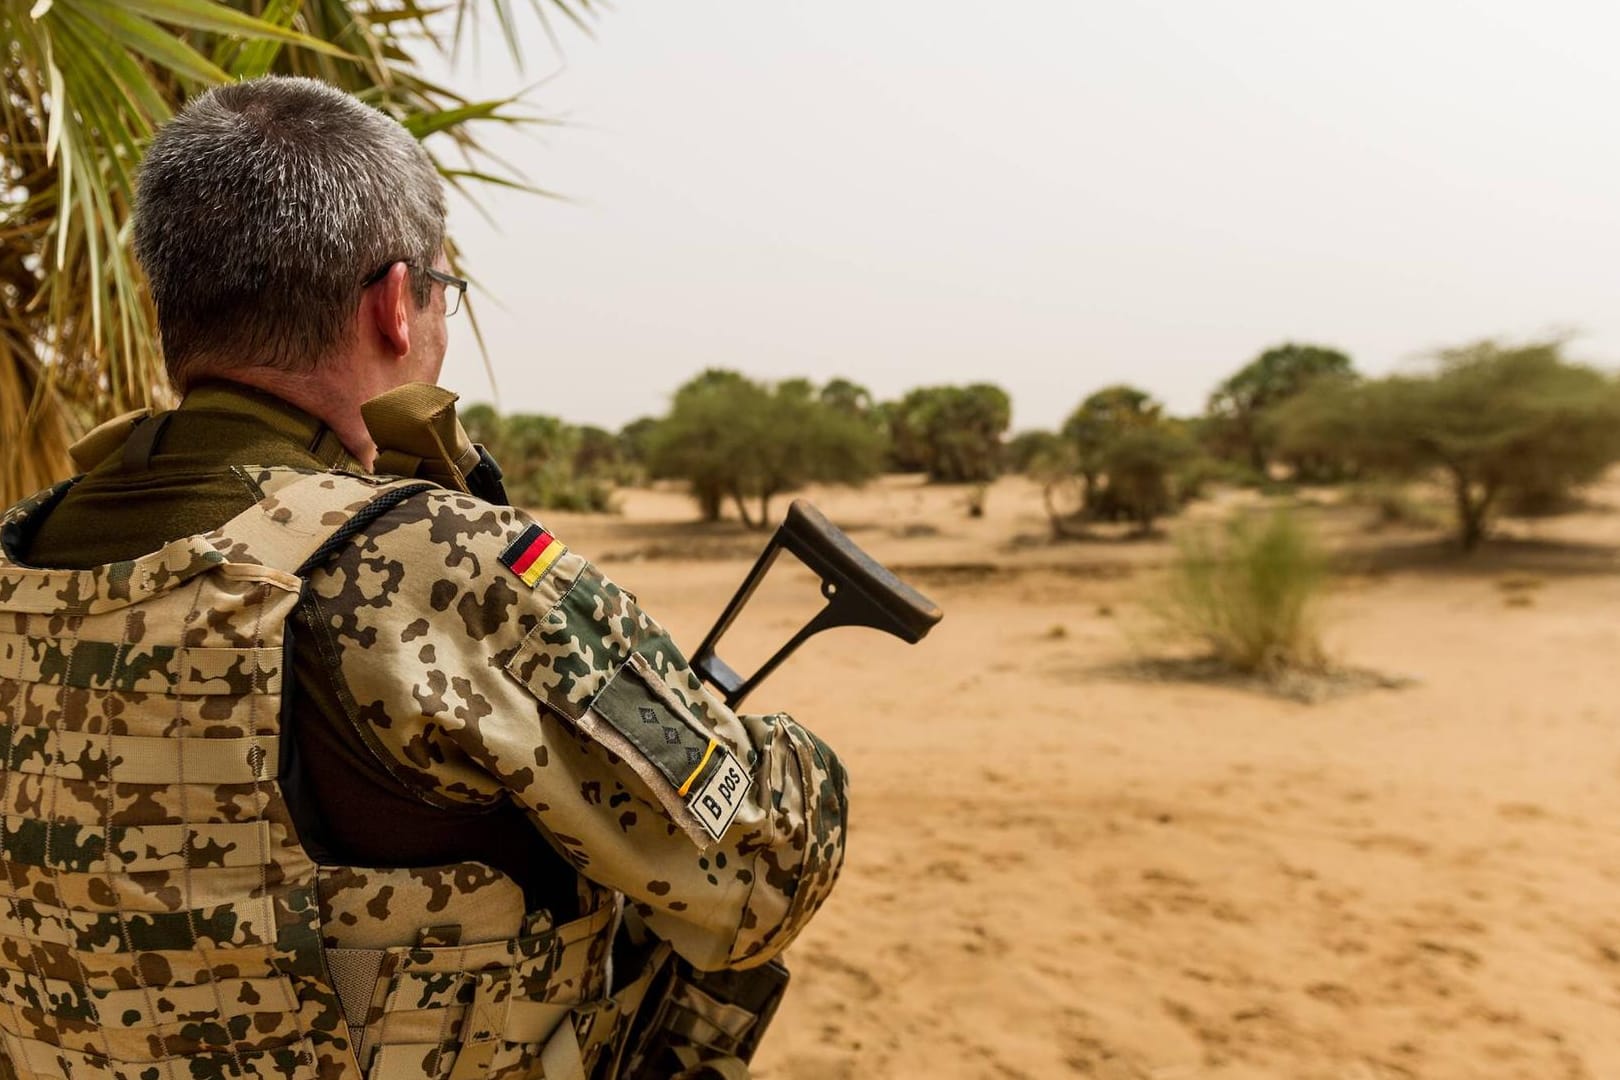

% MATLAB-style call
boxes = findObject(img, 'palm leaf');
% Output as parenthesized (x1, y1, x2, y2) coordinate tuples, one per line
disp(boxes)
(0, 0, 589, 505)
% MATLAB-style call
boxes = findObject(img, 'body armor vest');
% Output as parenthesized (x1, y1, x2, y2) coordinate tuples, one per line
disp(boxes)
(0, 470, 638, 1080)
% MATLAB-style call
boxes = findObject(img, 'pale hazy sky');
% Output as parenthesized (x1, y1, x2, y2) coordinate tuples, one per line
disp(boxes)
(433, 0, 1620, 433)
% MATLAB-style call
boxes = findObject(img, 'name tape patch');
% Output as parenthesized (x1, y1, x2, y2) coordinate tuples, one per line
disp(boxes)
(499, 523, 567, 588)
(689, 744, 751, 842)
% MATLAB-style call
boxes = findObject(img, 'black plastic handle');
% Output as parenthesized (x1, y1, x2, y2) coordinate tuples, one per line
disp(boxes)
(778, 500, 942, 643)
(691, 499, 943, 707)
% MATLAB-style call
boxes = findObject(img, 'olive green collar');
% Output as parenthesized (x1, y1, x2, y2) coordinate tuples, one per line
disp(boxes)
(179, 382, 362, 471)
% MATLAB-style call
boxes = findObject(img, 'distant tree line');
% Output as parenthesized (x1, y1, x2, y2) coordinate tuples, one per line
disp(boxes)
(462, 337, 1620, 549)
(1008, 337, 1620, 549)
(461, 373, 1013, 528)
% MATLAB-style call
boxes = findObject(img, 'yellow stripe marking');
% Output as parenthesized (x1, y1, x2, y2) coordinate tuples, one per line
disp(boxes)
(678, 738, 719, 797)
(520, 542, 566, 587)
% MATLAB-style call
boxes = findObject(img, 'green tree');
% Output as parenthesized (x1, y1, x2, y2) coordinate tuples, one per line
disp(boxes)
(885, 384, 1011, 483)
(1273, 339, 1620, 550)
(648, 371, 885, 527)
(1062, 384, 1162, 507)
(1, 0, 588, 505)
(1006, 430, 1065, 474)
(1056, 387, 1206, 532)
(645, 370, 761, 521)
(819, 377, 876, 418)
(1206, 343, 1354, 477)
(574, 424, 627, 483)
(618, 416, 662, 471)
(1097, 425, 1199, 534)
(459, 402, 503, 450)
(458, 405, 618, 512)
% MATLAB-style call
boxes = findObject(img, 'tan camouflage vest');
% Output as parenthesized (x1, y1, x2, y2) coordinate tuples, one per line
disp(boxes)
(0, 469, 639, 1080)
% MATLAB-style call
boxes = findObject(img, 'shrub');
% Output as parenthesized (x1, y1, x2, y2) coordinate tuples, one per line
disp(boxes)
(1157, 510, 1328, 675)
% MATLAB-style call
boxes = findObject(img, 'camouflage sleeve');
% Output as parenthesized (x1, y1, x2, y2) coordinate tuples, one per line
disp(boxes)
(302, 488, 848, 970)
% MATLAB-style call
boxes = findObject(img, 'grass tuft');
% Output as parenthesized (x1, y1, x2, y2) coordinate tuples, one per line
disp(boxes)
(1156, 510, 1328, 676)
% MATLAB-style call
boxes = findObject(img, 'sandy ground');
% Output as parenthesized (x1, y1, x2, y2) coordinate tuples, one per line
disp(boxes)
(545, 473, 1620, 1080)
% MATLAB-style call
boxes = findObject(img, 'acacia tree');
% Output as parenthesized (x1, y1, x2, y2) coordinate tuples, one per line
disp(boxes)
(885, 383, 1011, 483)
(648, 371, 885, 528)
(1206, 343, 1354, 477)
(1, 0, 589, 505)
(1273, 339, 1620, 550)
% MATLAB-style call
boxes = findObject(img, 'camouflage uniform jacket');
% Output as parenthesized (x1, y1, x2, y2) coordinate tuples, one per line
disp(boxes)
(288, 468, 849, 968)
(0, 444, 848, 1079)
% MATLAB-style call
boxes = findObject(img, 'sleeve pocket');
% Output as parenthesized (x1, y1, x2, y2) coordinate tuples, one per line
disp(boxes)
(507, 627, 728, 850)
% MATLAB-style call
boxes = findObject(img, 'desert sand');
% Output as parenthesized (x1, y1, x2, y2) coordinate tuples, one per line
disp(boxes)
(546, 473, 1620, 1080)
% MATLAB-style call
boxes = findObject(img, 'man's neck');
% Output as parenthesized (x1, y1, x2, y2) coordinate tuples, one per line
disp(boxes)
(202, 368, 379, 470)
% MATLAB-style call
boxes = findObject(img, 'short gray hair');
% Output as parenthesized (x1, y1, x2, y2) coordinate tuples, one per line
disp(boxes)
(133, 76, 446, 389)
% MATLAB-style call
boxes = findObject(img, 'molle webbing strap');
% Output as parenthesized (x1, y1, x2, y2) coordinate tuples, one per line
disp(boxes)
(0, 722, 280, 784)
(0, 630, 283, 695)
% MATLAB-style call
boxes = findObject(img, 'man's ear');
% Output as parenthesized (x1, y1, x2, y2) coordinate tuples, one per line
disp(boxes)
(367, 262, 414, 358)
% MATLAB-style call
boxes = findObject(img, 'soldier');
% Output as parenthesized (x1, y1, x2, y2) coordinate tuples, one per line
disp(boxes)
(0, 76, 846, 1080)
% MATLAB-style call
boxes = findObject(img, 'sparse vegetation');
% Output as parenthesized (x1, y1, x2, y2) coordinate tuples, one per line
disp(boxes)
(1156, 510, 1328, 676)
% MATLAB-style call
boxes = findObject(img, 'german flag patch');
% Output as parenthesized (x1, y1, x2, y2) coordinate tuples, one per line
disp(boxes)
(499, 523, 567, 588)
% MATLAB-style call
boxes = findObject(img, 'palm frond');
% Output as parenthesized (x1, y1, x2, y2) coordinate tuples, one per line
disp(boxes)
(0, 0, 588, 505)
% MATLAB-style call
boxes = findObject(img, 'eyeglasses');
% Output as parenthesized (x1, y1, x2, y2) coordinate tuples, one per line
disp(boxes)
(361, 260, 468, 316)
(421, 266, 467, 316)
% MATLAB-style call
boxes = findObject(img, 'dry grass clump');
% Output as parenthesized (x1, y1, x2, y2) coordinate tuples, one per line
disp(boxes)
(1156, 509, 1328, 676)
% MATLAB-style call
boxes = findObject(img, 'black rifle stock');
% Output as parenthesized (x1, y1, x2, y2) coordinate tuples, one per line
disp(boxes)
(691, 499, 943, 707)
